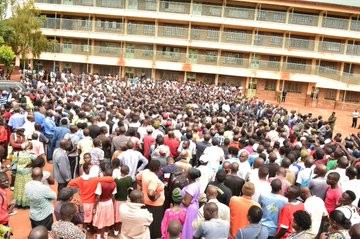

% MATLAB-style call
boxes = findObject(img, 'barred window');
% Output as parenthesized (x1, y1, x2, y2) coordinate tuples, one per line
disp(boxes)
(285, 82, 302, 93)
(265, 80, 276, 91)
(324, 89, 336, 100)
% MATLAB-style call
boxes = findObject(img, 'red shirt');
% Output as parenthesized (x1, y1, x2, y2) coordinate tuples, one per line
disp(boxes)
(143, 135, 155, 159)
(164, 136, 180, 158)
(68, 176, 113, 204)
(325, 187, 342, 213)
(277, 201, 304, 238)
(0, 188, 9, 225)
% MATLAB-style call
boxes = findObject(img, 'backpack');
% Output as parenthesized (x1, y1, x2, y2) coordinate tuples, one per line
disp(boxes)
(168, 168, 189, 192)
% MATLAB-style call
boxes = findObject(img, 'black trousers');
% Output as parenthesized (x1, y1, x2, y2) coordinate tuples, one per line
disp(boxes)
(30, 213, 53, 231)
(146, 205, 164, 239)
(352, 118, 358, 128)
(68, 156, 79, 178)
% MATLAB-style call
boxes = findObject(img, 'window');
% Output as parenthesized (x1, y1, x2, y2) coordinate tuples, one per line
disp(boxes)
(164, 25, 185, 37)
(289, 38, 310, 49)
(265, 80, 276, 91)
(284, 82, 302, 93)
(347, 44, 359, 55)
(322, 41, 342, 52)
(227, 7, 253, 19)
(270, 36, 282, 46)
(143, 46, 153, 57)
(205, 51, 217, 63)
(209, 6, 221, 17)
(224, 30, 248, 42)
(207, 29, 219, 40)
(324, 89, 336, 100)
(254, 34, 263, 45)
(345, 92, 360, 103)
(143, 24, 155, 35)
(290, 13, 317, 26)
(223, 53, 243, 65)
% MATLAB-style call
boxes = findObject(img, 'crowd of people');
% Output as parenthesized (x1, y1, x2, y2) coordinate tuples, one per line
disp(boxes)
(0, 70, 359, 239)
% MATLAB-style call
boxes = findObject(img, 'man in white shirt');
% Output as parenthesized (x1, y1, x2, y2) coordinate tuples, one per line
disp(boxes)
(203, 138, 225, 173)
(341, 167, 360, 206)
(352, 110, 359, 128)
(193, 185, 230, 230)
(300, 187, 328, 239)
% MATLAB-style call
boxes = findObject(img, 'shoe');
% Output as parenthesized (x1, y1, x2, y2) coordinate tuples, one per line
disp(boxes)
(47, 160, 53, 164)
(10, 187, 14, 191)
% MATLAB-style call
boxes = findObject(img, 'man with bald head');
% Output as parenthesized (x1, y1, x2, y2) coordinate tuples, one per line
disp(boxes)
(342, 166, 360, 206)
(268, 167, 291, 196)
(25, 168, 57, 230)
(28, 225, 49, 239)
(300, 186, 328, 238)
(193, 185, 230, 229)
(224, 162, 245, 196)
(193, 202, 230, 239)
(308, 164, 328, 200)
(53, 139, 72, 194)
(248, 157, 265, 182)
(350, 223, 360, 239)
(326, 156, 350, 188)
(119, 190, 153, 239)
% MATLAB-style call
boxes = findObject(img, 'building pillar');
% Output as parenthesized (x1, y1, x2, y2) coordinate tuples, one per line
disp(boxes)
(121, 66, 126, 80)
(151, 68, 156, 80)
(214, 74, 219, 85)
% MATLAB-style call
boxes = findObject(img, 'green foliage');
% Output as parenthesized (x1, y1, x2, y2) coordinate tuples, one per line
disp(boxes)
(5, 0, 50, 59)
(0, 44, 15, 71)
(0, 0, 15, 20)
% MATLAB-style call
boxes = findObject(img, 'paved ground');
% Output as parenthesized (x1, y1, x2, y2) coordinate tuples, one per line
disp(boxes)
(6, 102, 360, 239)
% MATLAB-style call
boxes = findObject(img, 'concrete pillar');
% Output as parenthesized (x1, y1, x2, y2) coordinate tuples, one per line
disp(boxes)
(214, 74, 219, 85)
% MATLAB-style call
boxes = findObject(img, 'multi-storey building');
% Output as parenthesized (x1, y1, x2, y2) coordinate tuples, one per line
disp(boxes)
(34, 0, 360, 109)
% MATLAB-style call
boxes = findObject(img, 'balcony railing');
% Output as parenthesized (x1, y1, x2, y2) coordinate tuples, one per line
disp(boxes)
(36, 0, 360, 32)
(224, 6, 255, 20)
(288, 13, 318, 26)
(159, 1, 190, 14)
(95, 0, 125, 8)
(318, 41, 345, 54)
(42, 18, 360, 59)
(322, 16, 349, 30)
(191, 28, 219, 41)
(158, 25, 188, 39)
(36, 0, 360, 31)
(44, 44, 360, 85)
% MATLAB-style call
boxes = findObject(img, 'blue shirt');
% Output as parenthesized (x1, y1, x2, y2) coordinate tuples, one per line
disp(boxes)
(259, 193, 288, 237)
(34, 111, 45, 127)
(52, 126, 70, 149)
(25, 180, 56, 221)
(8, 113, 25, 130)
(259, 192, 288, 236)
(194, 218, 229, 239)
(43, 117, 56, 136)
(235, 224, 269, 239)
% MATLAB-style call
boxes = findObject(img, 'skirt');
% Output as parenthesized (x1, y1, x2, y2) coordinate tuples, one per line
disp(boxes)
(14, 172, 32, 207)
(83, 203, 94, 223)
(114, 200, 126, 223)
(92, 199, 114, 229)
(146, 204, 164, 239)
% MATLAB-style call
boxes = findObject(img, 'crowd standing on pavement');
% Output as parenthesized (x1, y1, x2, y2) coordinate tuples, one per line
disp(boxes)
(0, 70, 359, 239)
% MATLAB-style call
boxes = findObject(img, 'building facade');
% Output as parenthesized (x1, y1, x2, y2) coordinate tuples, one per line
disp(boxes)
(35, 0, 360, 109)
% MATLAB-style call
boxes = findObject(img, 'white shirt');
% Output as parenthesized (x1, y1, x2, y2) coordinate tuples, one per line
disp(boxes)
(252, 179, 271, 203)
(196, 165, 214, 193)
(203, 146, 225, 172)
(304, 196, 328, 238)
(353, 111, 359, 118)
(296, 167, 314, 185)
(237, 161, 251, 180)
(193, 198, 230, 230)
(341, 179, 360, 206)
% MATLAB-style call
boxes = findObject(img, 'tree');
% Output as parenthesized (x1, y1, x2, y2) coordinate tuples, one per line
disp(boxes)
(0, 0, 15, 20)
(0, 43, 15, 74)
(6, 0, 52, 60)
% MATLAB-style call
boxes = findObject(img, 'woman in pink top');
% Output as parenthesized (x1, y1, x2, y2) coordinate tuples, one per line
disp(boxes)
(161, 188, 186, 239)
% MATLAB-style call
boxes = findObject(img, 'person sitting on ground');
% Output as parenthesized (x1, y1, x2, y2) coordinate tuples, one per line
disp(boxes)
(51, 202, 86, 239)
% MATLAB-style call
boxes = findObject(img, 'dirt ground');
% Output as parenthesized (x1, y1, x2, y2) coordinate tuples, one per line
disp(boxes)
(5, 102, 360, 239)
